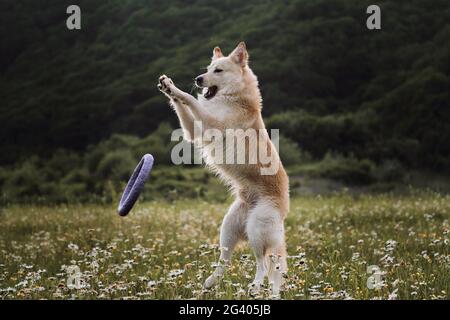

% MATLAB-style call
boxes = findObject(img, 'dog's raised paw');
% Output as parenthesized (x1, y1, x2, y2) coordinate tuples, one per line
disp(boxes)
(158, 75, 174, 94)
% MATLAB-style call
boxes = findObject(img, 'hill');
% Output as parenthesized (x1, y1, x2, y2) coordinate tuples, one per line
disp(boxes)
(0, 0, 449, 203)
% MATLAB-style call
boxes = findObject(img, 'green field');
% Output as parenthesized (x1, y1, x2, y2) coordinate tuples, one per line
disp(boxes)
(0, 192, 449, 300)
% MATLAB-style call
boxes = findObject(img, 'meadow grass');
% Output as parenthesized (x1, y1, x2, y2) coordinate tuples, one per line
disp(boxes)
(0, 192, 448, 300)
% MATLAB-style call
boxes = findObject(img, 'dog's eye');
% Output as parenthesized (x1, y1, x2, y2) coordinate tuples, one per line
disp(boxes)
(214, 69, 223, 73)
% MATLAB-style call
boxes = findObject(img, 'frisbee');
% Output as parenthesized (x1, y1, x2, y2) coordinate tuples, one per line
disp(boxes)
(118, 154, 154, 216)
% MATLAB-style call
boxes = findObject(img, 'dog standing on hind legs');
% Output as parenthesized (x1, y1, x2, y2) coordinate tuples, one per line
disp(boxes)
(157, 42, 289, 296)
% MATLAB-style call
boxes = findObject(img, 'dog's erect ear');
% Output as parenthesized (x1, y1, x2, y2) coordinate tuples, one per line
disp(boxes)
(230, 42, 248, 67)
(212, 46, 223, 60)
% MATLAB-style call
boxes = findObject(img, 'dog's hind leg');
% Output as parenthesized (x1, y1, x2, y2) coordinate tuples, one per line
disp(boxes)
(246, 199, 285, 296)
(268, 241, 287, 297)
(204, 199, 248, 289)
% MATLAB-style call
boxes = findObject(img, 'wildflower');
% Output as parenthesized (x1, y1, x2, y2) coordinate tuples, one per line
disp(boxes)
(385, 240, 397, 252)
(234, 288, 246, 298)
(324, 285, 334, 294)
(15, 280, 28, 288)
(68, 243, 79, 252)
(388, 288, 398, 300)
(168, 269, 185, 279)
(351, 252, 360, 261)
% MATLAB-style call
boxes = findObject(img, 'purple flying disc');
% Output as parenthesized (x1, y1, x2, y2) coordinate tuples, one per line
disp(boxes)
(118, 154, 154, 216)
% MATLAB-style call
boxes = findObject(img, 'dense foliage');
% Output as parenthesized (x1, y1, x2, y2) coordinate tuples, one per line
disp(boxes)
(0, 0, 449, 202)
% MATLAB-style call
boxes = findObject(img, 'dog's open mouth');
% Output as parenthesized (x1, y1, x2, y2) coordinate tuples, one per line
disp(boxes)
(204, 86, 218, 99)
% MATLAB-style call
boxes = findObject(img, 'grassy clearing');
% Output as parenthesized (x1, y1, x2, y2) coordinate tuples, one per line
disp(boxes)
(0, 192, 448, 300)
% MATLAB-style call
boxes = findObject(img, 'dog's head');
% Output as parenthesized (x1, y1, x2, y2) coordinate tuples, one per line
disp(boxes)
(195, 42, 250, 99)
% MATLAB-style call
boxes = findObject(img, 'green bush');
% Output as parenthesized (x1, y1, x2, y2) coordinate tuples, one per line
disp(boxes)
(318, 153, 376, 185)
(373, 159, 406, 183)
(278, 135, 312, 167)
(2, 157, 45, 200)
(96, 151, 136, 181)
(289, 152, 376, 185)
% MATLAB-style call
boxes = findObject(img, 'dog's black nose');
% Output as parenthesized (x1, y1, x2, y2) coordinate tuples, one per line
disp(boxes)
(195, 76, 203, 86)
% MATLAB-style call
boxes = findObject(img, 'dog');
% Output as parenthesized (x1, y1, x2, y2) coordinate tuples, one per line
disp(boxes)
(157, 42, 289, 296)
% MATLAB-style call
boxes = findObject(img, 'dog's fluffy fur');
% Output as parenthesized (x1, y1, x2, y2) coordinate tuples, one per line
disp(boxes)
(158, 42, 289, 296)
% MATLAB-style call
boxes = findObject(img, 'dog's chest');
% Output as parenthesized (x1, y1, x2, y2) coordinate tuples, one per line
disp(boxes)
(201, 100, 236, 123)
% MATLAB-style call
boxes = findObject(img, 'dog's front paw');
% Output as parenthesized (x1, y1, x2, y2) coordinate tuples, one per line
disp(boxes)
(157, 75, 174, 96)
